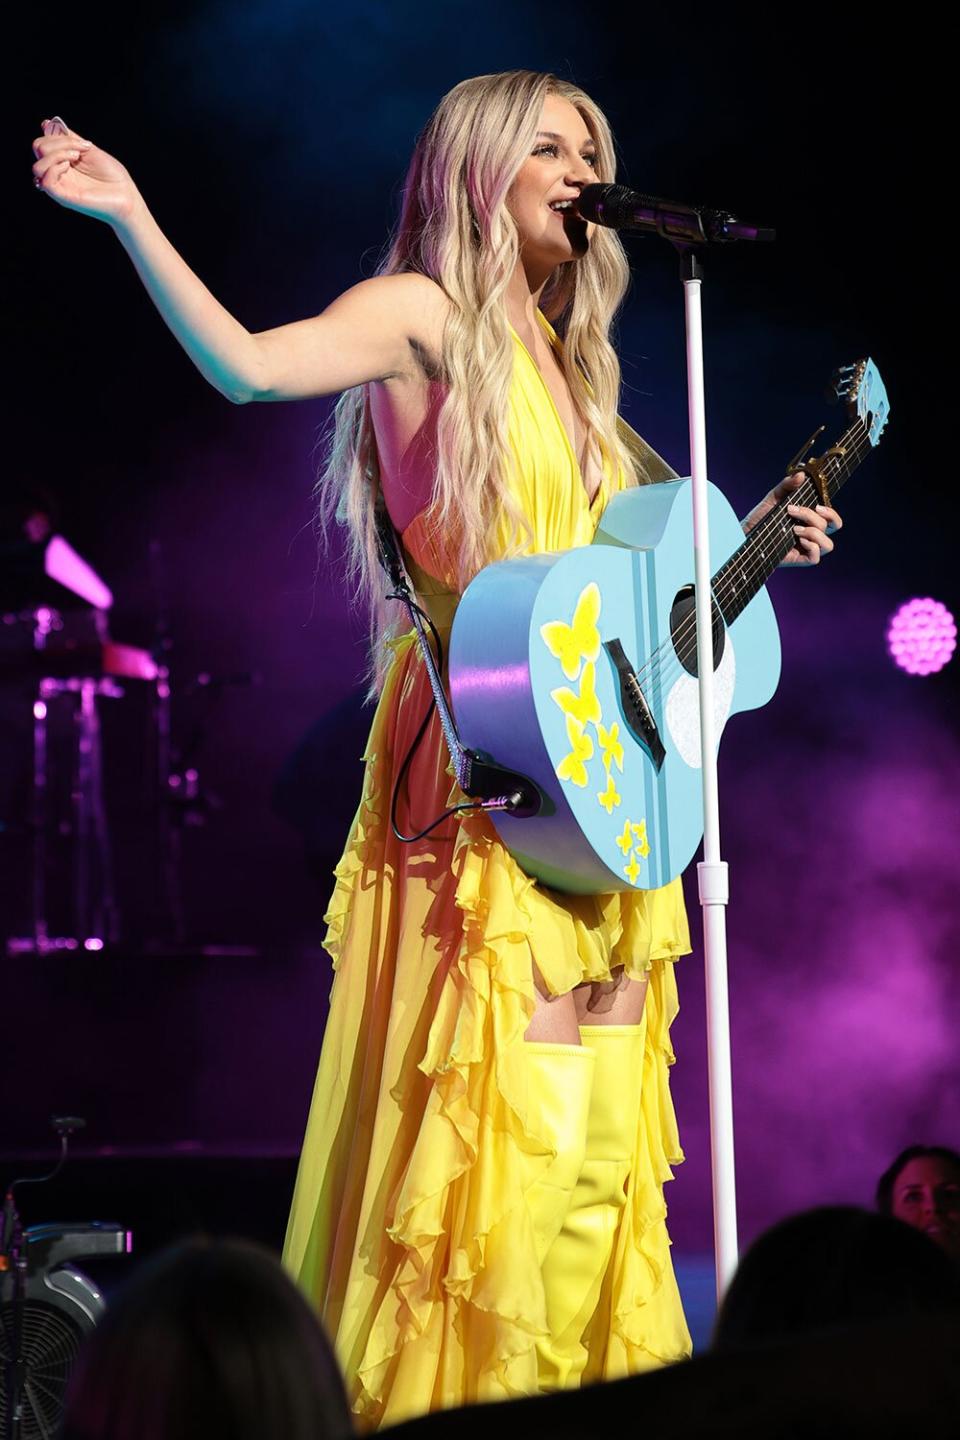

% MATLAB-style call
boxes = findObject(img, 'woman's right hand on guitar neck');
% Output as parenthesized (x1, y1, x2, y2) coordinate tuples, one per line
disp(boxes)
(32, 118, 143, 226)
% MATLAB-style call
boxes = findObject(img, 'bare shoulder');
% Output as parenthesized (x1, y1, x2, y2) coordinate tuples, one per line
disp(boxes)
(367, 270, 449, 314)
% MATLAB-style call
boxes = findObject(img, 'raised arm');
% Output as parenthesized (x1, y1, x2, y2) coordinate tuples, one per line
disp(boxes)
(31, 118, 447, 404)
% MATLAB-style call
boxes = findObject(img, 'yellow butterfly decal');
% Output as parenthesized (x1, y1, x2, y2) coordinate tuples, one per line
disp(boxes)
(597, 773, 621, 814)
(555, 715, 594, 788)
(540, 582, 602, 681)
(615, 819, 634, 856)
(632, 820, 651, 859)
(597, 720, 624, 774)
(550, 661, 601, 729)
(623, 853, 641, 886)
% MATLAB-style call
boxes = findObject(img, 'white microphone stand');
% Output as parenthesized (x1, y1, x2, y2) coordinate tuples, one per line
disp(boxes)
(679, 247, 738, 1297)
(580, 184, 773, 1297)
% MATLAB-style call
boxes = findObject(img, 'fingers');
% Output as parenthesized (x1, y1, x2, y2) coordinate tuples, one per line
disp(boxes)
(788, 502, 842, 535)
(787, 502, 836, 563)
(770, 472, 845, 566)
(32, 151, 83, 193)
(34, 163, 65, 192)
(32, 131, 93, 192)
(771, 471, 805, 504)
(33, 133, 91, 161)
(776, 474, 843, 527)
(816, 504, 842, 534)
(784, 531, 825, 566)
(787, 502, 830, 529)
(33, 147, 83, 179)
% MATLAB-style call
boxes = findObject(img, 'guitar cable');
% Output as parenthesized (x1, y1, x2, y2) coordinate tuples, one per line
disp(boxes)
(375, 494, 537, 841)
(386, 598, 497, 844)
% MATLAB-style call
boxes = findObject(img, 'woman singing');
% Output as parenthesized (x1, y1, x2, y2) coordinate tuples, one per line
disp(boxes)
(32, 68, 839, 1431)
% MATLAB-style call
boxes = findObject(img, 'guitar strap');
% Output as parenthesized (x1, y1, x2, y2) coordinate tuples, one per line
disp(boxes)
(615, 416, 679, 487)
(373, 498, 540, 817)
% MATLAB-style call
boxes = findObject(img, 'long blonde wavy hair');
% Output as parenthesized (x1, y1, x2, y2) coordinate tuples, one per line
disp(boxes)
(317, 69, 649, 686)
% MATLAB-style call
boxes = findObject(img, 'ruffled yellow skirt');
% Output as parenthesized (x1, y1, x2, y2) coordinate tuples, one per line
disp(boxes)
(282, 634, 692, 1430)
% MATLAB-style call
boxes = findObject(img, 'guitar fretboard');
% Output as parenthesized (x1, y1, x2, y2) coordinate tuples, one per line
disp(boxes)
(714, 417, 868, 625)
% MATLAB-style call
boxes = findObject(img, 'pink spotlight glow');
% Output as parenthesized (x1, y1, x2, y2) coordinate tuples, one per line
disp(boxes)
(33, 700, 47, 721)
(84, 937, 104, 952)
(886, 598, 956, 676)
(45, 535, 113, 609)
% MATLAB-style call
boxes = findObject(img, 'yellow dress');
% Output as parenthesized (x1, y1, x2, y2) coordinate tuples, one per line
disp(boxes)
(282, 313, 693, 1430)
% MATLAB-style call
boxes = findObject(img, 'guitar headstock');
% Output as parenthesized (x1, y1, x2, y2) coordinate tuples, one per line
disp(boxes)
(831, 359, 890, 448)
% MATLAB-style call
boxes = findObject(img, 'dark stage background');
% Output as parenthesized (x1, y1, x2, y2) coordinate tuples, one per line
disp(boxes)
(5, 0, 958, 1299)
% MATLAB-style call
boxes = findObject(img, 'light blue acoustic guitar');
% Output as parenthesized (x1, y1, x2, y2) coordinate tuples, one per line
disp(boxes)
(449, 359, 889, 894)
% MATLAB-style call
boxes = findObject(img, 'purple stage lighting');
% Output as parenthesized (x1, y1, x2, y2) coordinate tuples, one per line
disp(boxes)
(886, 597, 956, 676)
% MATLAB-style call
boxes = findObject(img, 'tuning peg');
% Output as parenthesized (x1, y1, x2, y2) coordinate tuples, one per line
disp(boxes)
(832, 359, 869, 407)
(830, 362, 856, 401)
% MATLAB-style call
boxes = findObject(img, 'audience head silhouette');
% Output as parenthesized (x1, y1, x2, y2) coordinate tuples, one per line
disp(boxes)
(60, 1236, 351, 1440)
(712, 1205, 960, 1349)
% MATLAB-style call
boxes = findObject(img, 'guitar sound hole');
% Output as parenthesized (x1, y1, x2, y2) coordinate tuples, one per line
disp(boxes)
(670, 585, 726, 677)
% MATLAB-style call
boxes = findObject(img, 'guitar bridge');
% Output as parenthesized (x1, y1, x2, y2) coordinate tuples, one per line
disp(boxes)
(603, 638, 666, 772)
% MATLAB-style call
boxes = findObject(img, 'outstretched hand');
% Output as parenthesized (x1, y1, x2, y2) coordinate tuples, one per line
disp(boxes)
(742, 471, 843, 567)
(31, 116, 142, 226)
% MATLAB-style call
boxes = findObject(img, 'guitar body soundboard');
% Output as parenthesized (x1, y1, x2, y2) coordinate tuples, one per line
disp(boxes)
(449, 479, 781, 893)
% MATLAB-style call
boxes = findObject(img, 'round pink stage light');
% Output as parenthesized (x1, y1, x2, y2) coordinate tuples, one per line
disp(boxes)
(886, 598, 956, 676)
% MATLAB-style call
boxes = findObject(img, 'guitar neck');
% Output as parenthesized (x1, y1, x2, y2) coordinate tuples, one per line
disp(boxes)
(714, 417, 868, 625)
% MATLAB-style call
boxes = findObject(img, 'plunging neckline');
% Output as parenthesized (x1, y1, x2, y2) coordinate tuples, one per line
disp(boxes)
(508, 317, 605, 512)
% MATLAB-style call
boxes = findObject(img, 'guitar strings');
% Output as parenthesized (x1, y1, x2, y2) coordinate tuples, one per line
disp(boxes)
(632, 425, 869, 709)
(632, 458, 859, 712)
(646, 421, 869, 688)
(637, 471, 820, 695)
(620, 422, 871, 714)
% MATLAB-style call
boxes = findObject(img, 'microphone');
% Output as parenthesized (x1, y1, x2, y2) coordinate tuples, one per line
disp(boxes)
(575, 184, 774, 245)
